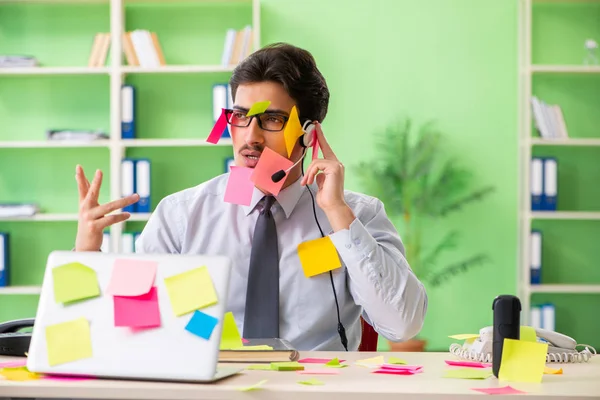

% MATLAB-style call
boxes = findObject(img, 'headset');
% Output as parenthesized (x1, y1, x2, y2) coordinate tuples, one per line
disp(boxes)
(270, 121, 349, 351)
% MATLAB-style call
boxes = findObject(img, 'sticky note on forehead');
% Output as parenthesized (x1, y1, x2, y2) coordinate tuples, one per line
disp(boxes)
(297, 236, 341, 277)
(246, 101, 271, 116)
(284, 106, 304, 157)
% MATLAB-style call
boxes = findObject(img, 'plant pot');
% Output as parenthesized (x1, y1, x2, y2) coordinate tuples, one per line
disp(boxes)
(388, 338, 427, 352)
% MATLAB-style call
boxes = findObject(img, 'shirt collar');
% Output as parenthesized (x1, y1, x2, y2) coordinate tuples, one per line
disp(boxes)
(241, 177, 306, 219)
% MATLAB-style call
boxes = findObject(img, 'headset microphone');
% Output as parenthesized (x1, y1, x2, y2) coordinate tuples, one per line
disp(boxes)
(271, 148, 307, 183)
(270, 120, 316, 183)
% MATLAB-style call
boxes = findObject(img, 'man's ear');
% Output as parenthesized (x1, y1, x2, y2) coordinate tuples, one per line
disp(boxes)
(299, 120, 316, 148)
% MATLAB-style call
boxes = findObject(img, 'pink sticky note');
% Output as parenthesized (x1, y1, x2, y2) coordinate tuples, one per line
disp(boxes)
(373, 369, 420, 375)
(250, 147, 293, 196)
(224, 167, 254, 206)
(0, 360, 27, 368)
(446, 360, 491, 369)
(471, 386, 527, 395)
(298, 358, 346, 364)
(380, 364, 423, 372)
(114, 286, 161, 328)
(242, 338, 250, 344)
(297, 369, 341, 375)
(311, 131, 319, 161)
(206, 108, 228, 144)
(43, 374, 94, 381)
(106, 259, 157, 296)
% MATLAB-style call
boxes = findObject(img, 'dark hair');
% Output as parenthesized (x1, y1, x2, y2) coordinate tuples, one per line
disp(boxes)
(229, 42, 329, 123)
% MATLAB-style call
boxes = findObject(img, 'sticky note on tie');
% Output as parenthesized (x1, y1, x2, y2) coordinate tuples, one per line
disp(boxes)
(185, 310, 219, 340)
(52, 262, 100, 304)
(443, 368, 492, 379)
(113, 286, 161, 328)
(219, 311, 243, 349)
(498, 338, 548, 383)
(106, 258, 157, 296)
(206, 108, 227, 144)
(520, 326, 537, 342)
(249, 146, 293, 196)
(297, 236, 341, 278)
(45, 317, 93, 366)
(246, 100, 271, 116)
(283, 106, 304, 157)
(164, 267, 218, 316)
(224, 166, 254, 206)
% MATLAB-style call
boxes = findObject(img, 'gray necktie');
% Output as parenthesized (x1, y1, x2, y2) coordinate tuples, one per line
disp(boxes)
(243, 196, 280, 338)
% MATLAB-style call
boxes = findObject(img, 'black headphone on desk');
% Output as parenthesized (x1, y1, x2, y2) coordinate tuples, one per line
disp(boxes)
(271, 121, 349, 351)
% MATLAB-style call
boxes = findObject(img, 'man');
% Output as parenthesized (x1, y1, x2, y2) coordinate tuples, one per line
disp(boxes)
(74, 42, 427, 351)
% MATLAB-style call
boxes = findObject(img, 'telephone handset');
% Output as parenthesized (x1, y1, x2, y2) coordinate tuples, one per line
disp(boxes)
(0, 318, 34, 356)
(449, 325, 597, 363)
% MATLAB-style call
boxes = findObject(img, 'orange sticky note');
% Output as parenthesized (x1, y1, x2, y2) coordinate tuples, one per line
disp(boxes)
(249, 147, 293, 196)
(0, 367, 41, 381)
(283, 106, 304, 157)
(297, 236, 341, 277)
(164, 267, 218, 316)
(544, 366, 563, 374)
(498, 338, 548, 383)
(106, 258, 157, 296)
(45, 317, 93, 366)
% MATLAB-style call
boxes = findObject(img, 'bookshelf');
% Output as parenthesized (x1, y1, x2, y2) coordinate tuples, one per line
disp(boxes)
(0, 0, 260, 317)
(518, 0, 600, 347)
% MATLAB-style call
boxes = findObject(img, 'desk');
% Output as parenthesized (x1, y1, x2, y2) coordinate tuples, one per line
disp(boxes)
(1, 352, 599, 399)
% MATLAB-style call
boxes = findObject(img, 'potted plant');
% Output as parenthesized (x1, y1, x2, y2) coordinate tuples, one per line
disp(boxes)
(355, 118, 495, 351)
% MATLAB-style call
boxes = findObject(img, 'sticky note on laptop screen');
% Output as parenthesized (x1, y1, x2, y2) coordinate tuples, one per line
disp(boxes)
(107, 258, 157, 296)
(164, 266, 218, 316)
(297, 236, 341, 277)
(45, 317, 93, 366)
(219, 311, 243, 349)
(52, 262, 100, 304)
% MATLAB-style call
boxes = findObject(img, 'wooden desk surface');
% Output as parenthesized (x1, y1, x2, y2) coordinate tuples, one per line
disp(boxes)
(1, 351, 599, 399)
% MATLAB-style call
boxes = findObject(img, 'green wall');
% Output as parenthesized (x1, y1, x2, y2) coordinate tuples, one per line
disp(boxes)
(1, 0, 599, 353)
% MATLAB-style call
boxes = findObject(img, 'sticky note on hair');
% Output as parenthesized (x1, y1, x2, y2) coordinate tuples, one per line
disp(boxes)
(498, 338, 548, 383)
(45, 317, 93, 366)
(297, 236, 341, 278)
(107, 258, 157, 296)
(219, 311, 243, 349)
(114, 286, 161, 328)
(224, 166, 254, 206)
(164, 267, 218, 316)
(249, 147, 293, 196)
(185, 310, 219, 340)
(283, 106, 304, 157)
(246, 100, 271, 116)
(52, 262, 100, 304)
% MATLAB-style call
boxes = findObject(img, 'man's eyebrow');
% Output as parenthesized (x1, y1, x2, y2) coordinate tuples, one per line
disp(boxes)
(233, 106, 289, 116)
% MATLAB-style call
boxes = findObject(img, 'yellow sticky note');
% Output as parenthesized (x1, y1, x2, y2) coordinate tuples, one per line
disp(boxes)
(247, 100, 271, 116)
(387, 356, 407, 365)
(219, 311, 243, 350)
(449, 333, 480, 341)
(297, 237, 341, 278)
(499, 338, 548, 383)
(0, 367, 41, 381)
(45, 317, 93, 366)
(298, 378, 324, 385)
(355, 355, 384, 367)
(236, 379, 268, 391)
(283, 106, 304, 157)
(443, 368, 492, 379)
(52, 262, 100, 304)
(544, 366, 563, 375)
(164, 267, 218, 316)
(520, 326, 537, 342)
(246, 364, 274, 371)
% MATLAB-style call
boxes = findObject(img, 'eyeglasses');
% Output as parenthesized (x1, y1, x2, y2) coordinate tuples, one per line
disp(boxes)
(224, 109, 289, 132)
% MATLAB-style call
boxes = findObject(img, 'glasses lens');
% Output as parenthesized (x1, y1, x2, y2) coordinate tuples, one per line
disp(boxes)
(259, 114, 286, 131)
(228, 110, 250, 127)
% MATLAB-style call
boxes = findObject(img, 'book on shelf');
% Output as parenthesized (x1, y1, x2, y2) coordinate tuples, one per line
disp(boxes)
(0, 233, 8, 288)
(531, 96, 569, 139)
(530, 304, 555, 331)
(0, 204, 39, 218)
(46, 129, 109, 142)
(88, 30, 166, 68)
(121, 158, 151, 214)
(221, 26, 253, 67)
(530, 157, 557, 211)
(0, 55, 38, 68)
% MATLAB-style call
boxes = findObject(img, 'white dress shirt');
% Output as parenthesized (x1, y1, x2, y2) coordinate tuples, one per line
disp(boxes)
(135, 173, 427, 351)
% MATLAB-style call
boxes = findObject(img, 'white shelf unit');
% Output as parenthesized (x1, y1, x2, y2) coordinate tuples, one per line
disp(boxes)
(0, 0, 259, 294)
(517, 0, 600, 323)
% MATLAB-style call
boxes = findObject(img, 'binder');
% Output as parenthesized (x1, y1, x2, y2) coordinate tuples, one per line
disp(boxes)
(121, 232, 135, 254)
(543, 157, 557, 211)
(224, 84, 233, 139)
(121, 158, 136, 213)
(541, 303, 555, 331)
(135, 159, 151, 213)
(530, 230, 542, 284)
(213, 83, 230, 139)
(133, 232, 141, 252)
(530, 305, 542, 329)
(121, 85, 135, 139)
(101, 231, 111, 253)
(224, 157, 235, 173)
(0, 233, 8, 287)
(530, 157, 543, 211)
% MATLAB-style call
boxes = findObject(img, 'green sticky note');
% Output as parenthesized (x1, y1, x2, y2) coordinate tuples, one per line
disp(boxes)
(448, 333, 480, 341)
(499, 338, 548, 383)
(387, 356, 407, 365)
(298, 378, 324, 385)
(52, 262, 100, 304)
(246, 364, 274, 371)
(325, 357, 340, 366)
(324, 364, 348, 368)
(164, 267, 218, 316)
(271, 361, 304, 371)
(45, 317, 93, 366)
(236, 379, 268, 391)
(246, 101, 271, 116)
(443, 368, 492, 379)
(219, 312, 243, 350)
(520, 326, 537, 342)
(229, 345, 274, 351)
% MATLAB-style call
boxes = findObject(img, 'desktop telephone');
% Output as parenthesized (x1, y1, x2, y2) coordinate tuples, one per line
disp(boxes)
(449, 325, 596, 363)
(0, 318, 34, 356)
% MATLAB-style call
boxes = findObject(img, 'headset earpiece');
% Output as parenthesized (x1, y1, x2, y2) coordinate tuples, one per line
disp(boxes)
(299, 120, 316, 148)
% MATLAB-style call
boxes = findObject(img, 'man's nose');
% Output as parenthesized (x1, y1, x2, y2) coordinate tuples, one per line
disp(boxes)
(244, 117, 265, 146)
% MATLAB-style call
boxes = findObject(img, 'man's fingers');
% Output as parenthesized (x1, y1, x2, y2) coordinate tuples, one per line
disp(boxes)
(94, 212, 131, 231)
(85, 169, 103, 204)
(75, 165, 89, 202)
(314, 122, 338, 161)
(89, 194, 140, 220)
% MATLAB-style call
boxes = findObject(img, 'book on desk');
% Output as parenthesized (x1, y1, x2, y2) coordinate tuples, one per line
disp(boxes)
(219, 338, 299, 363)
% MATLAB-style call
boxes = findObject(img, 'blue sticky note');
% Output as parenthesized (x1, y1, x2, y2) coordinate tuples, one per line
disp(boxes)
(185, 310, 219, 340)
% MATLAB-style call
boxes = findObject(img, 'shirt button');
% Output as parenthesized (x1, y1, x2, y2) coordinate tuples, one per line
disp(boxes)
(345, 243, 352, 249)
(354, 239, 361, 245)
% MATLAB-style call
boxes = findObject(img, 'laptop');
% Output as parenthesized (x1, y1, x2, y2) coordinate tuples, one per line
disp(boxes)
(27, 250, 242, 383)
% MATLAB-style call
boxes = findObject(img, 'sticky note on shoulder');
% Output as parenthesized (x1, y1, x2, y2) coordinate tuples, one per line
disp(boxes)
(52, 262, 100, 304)
(297, 236, 341, 277)
(45, 317, 93, 366)
(164, 266, 218, 316)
